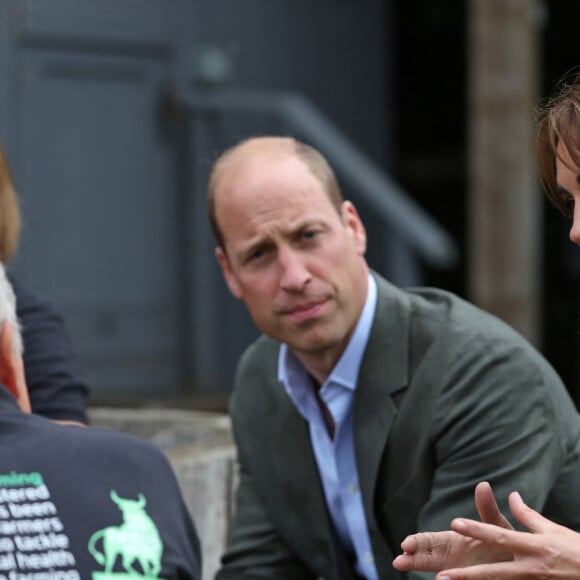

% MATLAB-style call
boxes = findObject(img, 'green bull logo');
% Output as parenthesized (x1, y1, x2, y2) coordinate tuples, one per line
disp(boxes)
(88, 490, 163, 579)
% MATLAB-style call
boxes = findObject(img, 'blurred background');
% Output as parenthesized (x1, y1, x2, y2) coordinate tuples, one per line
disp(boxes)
(0, 0, 578, 411)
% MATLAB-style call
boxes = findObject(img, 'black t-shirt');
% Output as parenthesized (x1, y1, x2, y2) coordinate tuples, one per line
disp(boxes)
(0, 387, 201, 579)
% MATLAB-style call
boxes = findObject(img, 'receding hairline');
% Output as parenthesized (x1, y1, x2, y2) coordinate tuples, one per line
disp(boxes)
(207, 136, 344, 249)
(211, 137, 307, 188)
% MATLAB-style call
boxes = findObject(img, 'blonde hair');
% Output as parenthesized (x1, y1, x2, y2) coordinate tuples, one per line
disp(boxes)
(0, 261, 22, 354)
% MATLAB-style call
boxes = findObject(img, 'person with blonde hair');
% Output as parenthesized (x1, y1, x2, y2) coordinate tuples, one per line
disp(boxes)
(393, 72, 580, 579)
(0, 145, 89, 423)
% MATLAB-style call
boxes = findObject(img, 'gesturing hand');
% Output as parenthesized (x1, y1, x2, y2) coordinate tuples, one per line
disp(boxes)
(437, 489, 580, 579)
(393, 482, 513, 573)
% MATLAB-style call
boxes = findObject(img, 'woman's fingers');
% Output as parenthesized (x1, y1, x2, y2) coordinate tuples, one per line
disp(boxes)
(474, 482, 513, 529)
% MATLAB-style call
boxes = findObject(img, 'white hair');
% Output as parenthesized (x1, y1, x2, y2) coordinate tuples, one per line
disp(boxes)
(0, 264, 22, 355)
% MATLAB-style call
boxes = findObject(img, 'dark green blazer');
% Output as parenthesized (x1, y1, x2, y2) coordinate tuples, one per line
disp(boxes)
(217, 273, 580, 579)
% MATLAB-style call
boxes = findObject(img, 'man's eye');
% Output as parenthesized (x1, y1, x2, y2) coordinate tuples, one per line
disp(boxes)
(247, 248, 266, 262)
(303, 230, 318, 240)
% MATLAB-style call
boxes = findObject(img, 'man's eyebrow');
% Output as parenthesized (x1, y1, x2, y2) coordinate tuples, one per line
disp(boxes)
(238, 238, 267, 257)
(293, 218, 328, 231)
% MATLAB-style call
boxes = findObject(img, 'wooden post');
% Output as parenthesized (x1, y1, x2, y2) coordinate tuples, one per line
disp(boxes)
(468, 0, 542, 344)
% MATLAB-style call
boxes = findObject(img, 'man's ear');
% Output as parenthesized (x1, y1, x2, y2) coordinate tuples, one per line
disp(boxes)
(215, 246, 243, 299)
(0, 321, 31, 413)
(341, 201, 367, 255)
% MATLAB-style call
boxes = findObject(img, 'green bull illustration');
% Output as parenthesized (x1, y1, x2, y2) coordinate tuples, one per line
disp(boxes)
(88, 490, 163, 579)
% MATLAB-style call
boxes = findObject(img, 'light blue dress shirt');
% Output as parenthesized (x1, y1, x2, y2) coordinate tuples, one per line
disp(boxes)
(278, 274, 378, 580)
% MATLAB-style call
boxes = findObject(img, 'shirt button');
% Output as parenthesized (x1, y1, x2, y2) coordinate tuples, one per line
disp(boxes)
(364, 552, 374, 564)
(347, 483, 358, 495)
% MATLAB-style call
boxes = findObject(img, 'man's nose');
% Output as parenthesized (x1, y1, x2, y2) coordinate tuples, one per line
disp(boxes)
(279, 248, 310, 291)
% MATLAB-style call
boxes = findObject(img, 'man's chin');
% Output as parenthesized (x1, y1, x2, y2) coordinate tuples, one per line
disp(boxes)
(285, 332, 340, 358)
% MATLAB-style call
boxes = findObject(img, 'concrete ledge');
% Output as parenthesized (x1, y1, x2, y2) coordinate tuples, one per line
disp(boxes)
(88, 406, 236, 580)
(88, 406, 234, 448)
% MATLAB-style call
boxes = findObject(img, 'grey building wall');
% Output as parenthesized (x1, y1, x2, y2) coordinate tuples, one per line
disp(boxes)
(0, 0, 398, 397)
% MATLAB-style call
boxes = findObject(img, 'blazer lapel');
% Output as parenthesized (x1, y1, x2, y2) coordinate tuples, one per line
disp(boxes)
(354, 274, 411, 573)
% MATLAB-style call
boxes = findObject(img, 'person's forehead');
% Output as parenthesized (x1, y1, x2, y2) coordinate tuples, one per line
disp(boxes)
(222, 139, 294, 172)
(215, 156, 335, 235)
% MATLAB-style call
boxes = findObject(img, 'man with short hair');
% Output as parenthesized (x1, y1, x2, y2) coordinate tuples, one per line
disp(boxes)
(210, 136, 580, 580)
(0, 264, 201, 579)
